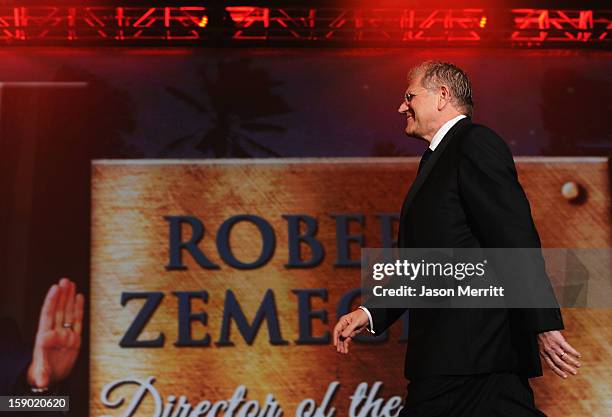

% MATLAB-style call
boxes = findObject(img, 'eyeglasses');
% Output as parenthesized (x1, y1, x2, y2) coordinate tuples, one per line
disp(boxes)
(405, 88, 437, 104)
(404, 92, 418, 104)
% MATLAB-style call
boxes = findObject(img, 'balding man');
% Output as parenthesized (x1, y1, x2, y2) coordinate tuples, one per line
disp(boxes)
(333, 61, 580, 417)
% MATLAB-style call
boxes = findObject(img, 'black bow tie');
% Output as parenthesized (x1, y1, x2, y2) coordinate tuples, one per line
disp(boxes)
(417, 148, 433, 174)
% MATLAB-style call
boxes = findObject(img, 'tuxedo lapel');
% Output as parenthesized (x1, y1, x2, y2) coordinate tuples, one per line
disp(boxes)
(400, 117, 472, 218)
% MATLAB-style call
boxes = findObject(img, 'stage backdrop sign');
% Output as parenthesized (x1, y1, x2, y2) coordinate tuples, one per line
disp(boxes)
(91, 158, 610, 417)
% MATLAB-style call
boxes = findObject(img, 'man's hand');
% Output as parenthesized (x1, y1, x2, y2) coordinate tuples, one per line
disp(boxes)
(27, 278, 85, 388)
(333, 309, 369, 354)
(537, 330, 581, 379)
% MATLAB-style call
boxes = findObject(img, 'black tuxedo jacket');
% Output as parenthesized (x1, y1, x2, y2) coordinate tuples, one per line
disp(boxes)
(367, 117, 563, 379)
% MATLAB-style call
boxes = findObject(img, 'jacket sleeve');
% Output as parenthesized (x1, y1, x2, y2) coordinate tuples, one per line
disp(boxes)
(0, 318, 33, 395)
(360, 307, 407, 335)
(457, 125, 564, 333)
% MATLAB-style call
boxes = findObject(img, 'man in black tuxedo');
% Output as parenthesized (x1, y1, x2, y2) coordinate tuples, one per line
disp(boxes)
(333, 61, 581, 416)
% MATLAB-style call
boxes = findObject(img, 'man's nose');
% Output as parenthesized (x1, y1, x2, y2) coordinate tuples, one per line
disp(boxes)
(398, 101, 409, 114)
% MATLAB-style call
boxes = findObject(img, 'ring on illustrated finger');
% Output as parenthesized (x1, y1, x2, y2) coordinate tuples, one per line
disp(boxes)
(559, 351, 565, 358)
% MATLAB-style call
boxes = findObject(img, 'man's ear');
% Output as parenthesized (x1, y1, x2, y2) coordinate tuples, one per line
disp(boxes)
(438, 85, 451, 110)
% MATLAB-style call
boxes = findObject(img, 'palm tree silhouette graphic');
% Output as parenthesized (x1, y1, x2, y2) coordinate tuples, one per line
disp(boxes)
(163, 58, 291, 157)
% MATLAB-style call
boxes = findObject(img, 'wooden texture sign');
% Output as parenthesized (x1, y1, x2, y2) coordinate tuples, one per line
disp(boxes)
(91, 158, 610, 417)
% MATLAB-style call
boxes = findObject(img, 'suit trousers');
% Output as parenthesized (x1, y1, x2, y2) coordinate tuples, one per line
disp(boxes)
(398, 372, 548, 417)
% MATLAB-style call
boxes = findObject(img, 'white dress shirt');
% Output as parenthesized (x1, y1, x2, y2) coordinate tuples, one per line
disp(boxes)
(429, 114, 467, 151)
(359, 114, 467, 334)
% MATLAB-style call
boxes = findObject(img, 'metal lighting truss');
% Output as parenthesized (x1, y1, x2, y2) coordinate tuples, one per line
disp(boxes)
(0, 6, 609, 46)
